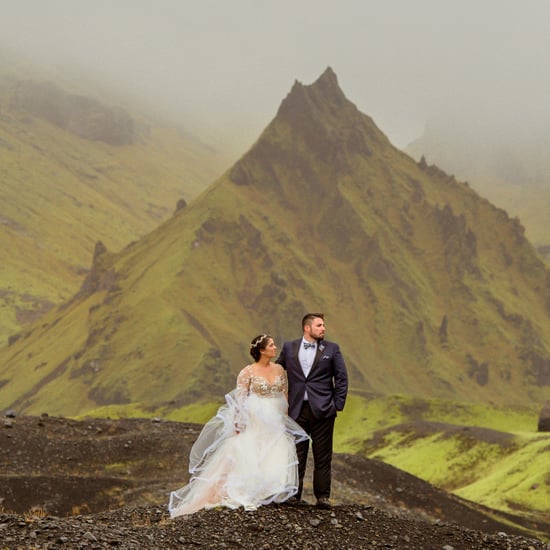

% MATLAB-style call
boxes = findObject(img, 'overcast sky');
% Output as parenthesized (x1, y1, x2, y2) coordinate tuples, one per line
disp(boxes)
(0, 0, 548, 153)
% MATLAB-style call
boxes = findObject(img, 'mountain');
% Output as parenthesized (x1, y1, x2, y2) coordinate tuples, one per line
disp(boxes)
(0, 73, 230, 343)
(1, 67, 549, 418)
(406, 116, 550, 262)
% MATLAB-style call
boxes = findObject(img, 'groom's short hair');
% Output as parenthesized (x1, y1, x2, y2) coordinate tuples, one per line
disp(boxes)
(302, 313, 324, 329)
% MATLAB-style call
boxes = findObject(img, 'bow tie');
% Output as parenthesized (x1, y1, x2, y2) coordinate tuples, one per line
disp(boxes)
(303, 342, 316, 349)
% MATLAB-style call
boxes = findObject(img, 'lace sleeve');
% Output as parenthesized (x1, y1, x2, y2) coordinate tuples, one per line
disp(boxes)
(236, 365, 252, 399)
(277, 364, 288, 402)
(234, 365, 252, 431)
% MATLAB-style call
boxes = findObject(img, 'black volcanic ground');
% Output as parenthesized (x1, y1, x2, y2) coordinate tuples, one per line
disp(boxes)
(0, 415, 548, 549)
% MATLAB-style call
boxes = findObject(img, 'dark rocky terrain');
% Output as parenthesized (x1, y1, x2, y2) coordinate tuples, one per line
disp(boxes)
(1, 415, 548, 549)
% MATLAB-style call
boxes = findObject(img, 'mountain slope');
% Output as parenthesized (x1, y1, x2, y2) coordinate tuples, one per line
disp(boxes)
(0, 76, 229, 343)
(1, 67, 549, 417)
(406, 117, 550, 262)
(334, 394, 549, 522)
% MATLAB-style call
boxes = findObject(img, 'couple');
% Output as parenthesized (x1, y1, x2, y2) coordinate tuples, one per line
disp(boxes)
(169, 313, 349, 517)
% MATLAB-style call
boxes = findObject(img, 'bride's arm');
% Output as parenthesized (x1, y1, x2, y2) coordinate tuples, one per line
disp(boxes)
(234, 365, 252, 432)
(277, 364, 289, 405)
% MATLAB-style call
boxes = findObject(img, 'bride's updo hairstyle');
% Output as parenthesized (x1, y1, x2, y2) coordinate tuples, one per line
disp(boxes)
(249, 334, 272, 361)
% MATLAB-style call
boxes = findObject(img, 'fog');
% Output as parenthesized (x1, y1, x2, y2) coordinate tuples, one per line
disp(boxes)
(0, 0, 548, 153)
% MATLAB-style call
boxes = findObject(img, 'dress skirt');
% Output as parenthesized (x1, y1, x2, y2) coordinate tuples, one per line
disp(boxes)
(169, 389, 309, 517)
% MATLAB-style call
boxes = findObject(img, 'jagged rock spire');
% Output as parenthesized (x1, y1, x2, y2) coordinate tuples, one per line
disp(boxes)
(230, 67, 392, 188)
(77, 241, 117, 297)
(277, 66, 348, 121)
(310, 66, 346, 103)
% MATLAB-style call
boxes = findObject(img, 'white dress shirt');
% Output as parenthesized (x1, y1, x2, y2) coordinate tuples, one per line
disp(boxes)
(298, 338, 316, 401)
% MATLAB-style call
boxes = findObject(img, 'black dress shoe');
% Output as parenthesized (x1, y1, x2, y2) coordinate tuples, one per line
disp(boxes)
(316, 497, 331, 509)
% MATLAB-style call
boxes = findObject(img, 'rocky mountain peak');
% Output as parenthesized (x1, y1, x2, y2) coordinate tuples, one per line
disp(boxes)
(311, 66, 345, 100)
(276, 66, 391, 157)
(287, 66, 345, 104)
(276, 66, 349, 124)
(230, 68, 391, 188)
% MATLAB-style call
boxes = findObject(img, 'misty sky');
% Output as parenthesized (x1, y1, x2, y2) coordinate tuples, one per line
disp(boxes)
(0, 0, 548, 153)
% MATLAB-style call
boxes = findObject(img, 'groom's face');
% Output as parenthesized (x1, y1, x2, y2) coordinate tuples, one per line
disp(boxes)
(306, 317, 326, 341)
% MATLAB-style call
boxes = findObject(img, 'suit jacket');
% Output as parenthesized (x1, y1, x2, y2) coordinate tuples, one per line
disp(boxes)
(277, 339, 348, 421)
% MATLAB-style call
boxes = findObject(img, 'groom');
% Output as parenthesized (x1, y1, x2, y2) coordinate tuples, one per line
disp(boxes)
(277, 313, 348, 509)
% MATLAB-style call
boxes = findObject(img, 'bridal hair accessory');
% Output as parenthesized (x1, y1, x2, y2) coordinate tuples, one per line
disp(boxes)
(250, 334, 269, 351)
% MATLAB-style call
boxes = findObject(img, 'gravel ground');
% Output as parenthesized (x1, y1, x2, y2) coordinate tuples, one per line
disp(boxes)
(1, 415, 548, 549)
(0, 504, 548, 549)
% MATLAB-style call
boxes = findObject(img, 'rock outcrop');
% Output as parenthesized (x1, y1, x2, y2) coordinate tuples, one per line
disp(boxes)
(78, 241, 118, 297)
(538, 403, 550, 432)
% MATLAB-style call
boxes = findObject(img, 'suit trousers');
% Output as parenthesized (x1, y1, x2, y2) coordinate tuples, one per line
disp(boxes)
(295, 401, 335, 500)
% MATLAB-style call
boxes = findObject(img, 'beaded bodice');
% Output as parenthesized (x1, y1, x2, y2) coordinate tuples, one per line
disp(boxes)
(236, 364, 288, 399)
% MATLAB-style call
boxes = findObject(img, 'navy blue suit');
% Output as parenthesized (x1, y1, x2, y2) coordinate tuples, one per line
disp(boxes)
(277, 338, 348, 501)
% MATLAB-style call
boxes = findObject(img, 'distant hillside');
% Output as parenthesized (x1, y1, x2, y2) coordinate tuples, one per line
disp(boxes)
(0, 73, 230, 343)
(1, 67, 549, 417)
(406, 118, 550, 263)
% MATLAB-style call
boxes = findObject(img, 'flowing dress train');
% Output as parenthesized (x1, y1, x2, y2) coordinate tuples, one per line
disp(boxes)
(169, 364, 309, 517)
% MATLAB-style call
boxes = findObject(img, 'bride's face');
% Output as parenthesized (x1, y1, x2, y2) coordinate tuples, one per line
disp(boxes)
(262, 338, 277, 358)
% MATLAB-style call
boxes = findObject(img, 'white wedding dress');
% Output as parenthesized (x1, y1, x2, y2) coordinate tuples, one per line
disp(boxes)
(169, 364, 309, 517)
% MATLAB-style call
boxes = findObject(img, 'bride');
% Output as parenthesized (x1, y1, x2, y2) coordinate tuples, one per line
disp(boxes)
(169, 334, 309, 517)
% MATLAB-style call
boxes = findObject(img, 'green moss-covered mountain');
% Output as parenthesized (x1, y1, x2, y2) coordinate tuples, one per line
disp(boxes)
(0, 72, 229, 343)
(406, 117, 550, 263)
(1, 67, 549, 417)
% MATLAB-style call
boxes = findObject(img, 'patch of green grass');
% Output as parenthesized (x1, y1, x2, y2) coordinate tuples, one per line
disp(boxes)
(334, 394, 549, 518)
(76, 400, 221, 426)
(335, 394, 539, 449)
(456, 435, 550, 514)
(425, 400, 539, 433)
(334, 394, 408, 453)
(76, 403, 156, 420)
(164, 401, 220, 424)
(374, 431, 463, 486)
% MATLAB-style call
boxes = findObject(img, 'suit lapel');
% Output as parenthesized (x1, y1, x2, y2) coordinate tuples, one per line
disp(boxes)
(308, 341, 326, 377)
(291, 340, 302, 373)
